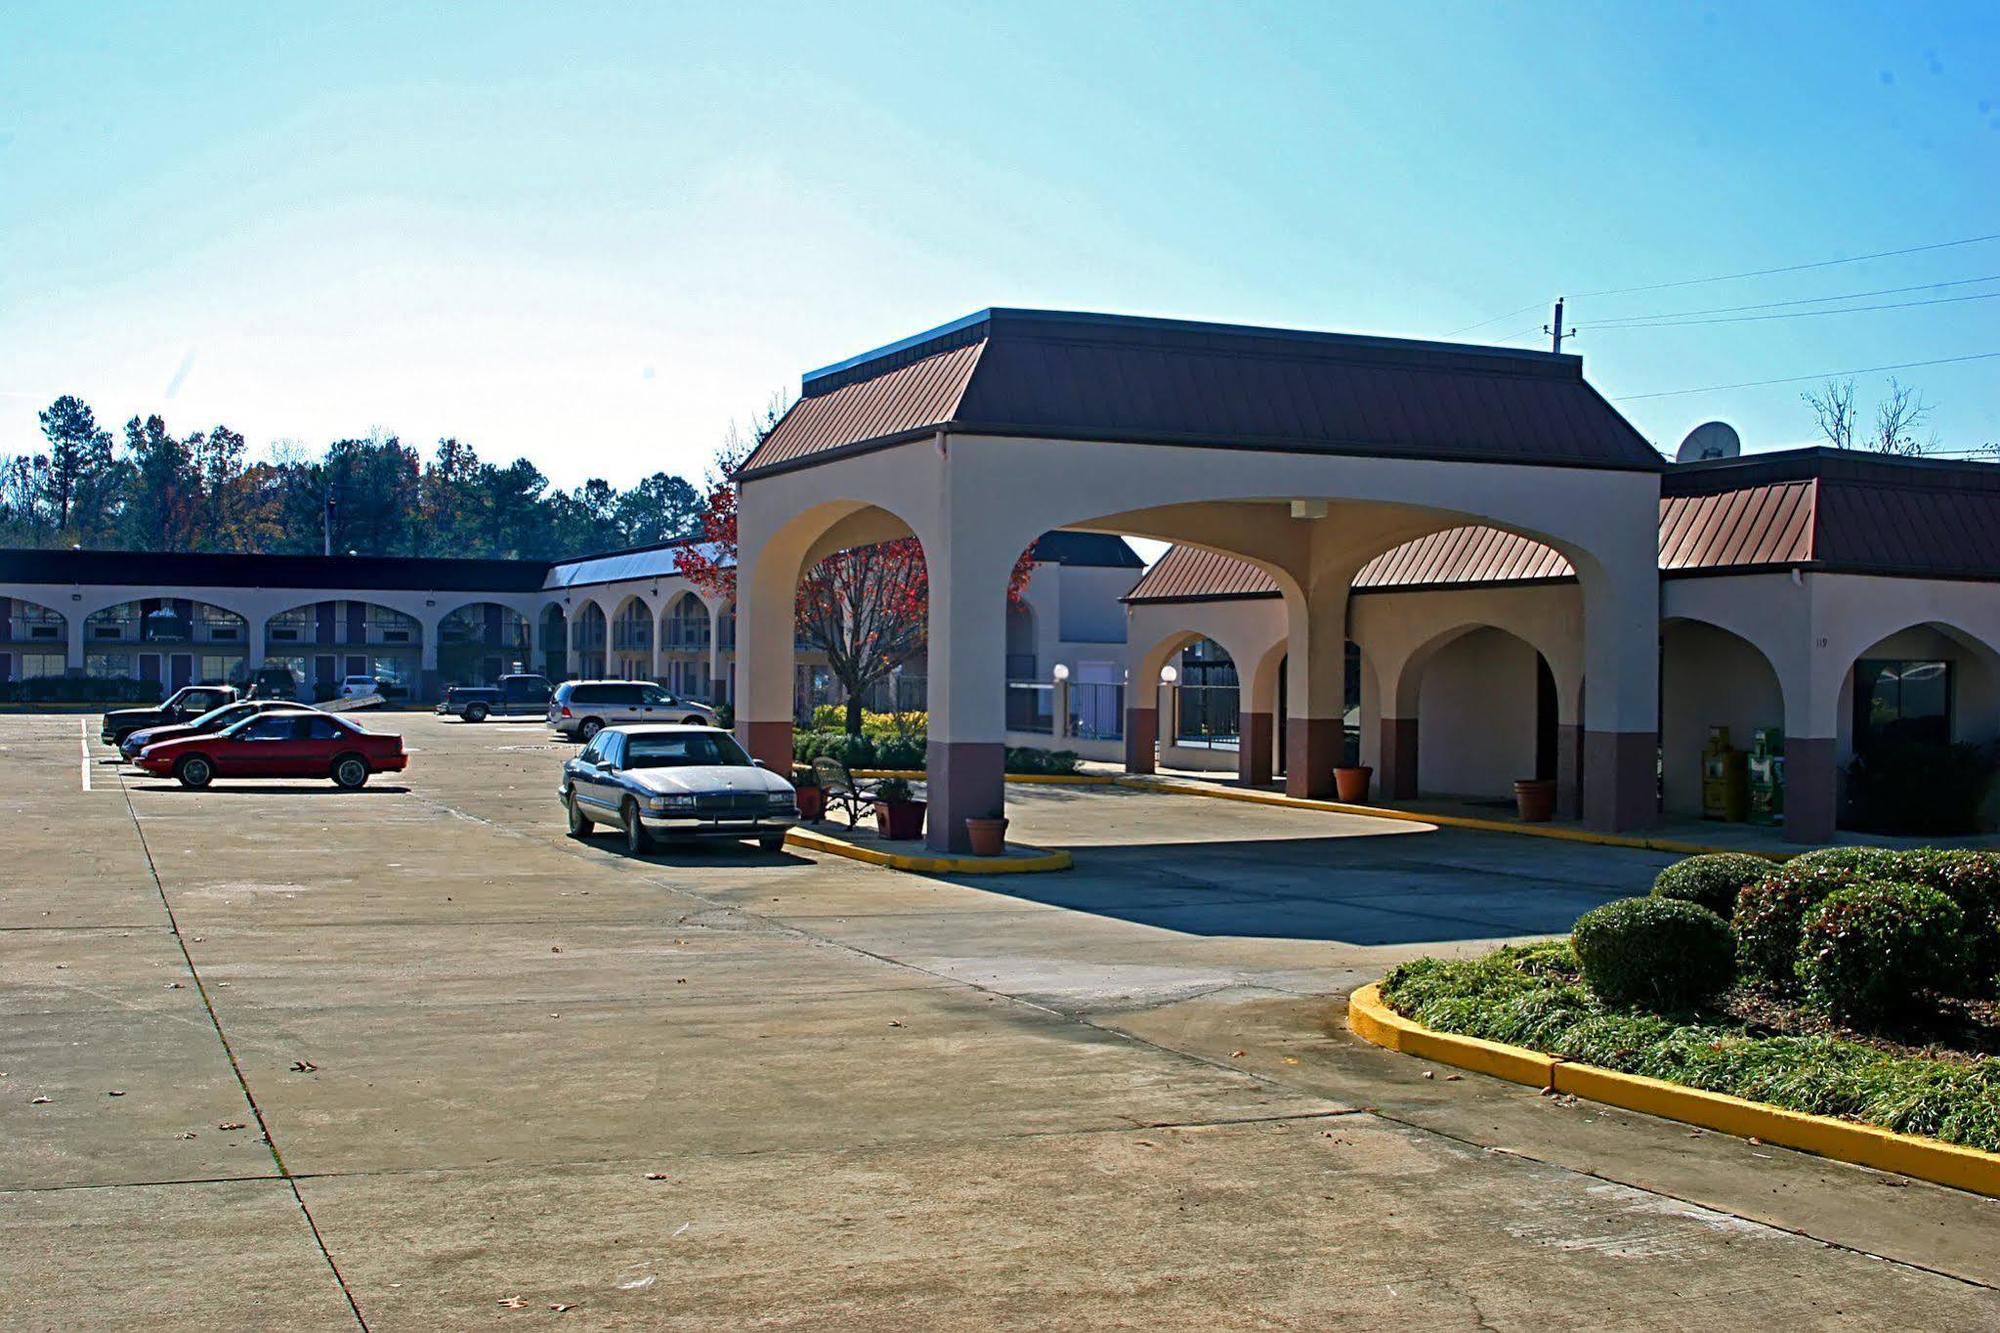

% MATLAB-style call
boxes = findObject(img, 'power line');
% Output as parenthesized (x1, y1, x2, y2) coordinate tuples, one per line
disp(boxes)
(1572, 231, 2000, 300)
(1581, 273, 2000, 325)
(1614, 350, 2000, 401)
(1440, 230, 2000, 338)
(1584, 288, 2000, 331)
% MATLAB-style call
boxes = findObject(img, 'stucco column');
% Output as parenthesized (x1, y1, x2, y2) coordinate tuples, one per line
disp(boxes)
(1238, 703, 1273, 787)
(1123, 697, 1158, 774)
(1580, 550, 1662, 832)
(245, 613, 268, 671)
(707, 601, 725, 706)
(419, 613, 442, 700)
(66, 608, 85, 672)
(733, 512, 801, 773)
(1378, 716, 1419, 799)
(1784, 646, 1846, 845)
(1285, 582, 1350, 800)
(923, 533, 1015, 853)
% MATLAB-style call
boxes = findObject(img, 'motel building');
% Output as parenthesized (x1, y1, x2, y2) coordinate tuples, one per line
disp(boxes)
(732, 308, 2000, 851)
(0, 526, 1143, 722)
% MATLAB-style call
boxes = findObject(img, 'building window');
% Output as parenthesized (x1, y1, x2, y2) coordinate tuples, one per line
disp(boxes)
(1853, 659, 1951, 750)
(87, 652, 133, 679)
(15, 651, 65, 680)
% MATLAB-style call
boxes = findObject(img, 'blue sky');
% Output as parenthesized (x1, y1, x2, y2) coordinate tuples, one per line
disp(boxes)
(2, 2, 1996, 486)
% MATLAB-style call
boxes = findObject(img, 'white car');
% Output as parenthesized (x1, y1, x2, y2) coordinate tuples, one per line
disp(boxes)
(338, 675, 384, 700)
(547, 679, 718, 741)
(559, 725, 796, 854)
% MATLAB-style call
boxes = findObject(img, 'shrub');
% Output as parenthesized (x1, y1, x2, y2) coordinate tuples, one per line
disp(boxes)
(1, 674, 163, 705)
(1845, 740, 1997, 836)
(1889, 850, 2000, 995)
(793, 730, 878, 768)
(1798, 881, 1965, 1023)
(1004, 746, 1081, 776)
(873, 776, 917, 804)
(1787, 846, 1905, 877)
(1571, 897, 1735, 1010)
(876, 736, 926, 770)
(1732, 859, 1881, 986)
(1651, 853, 1774, 916)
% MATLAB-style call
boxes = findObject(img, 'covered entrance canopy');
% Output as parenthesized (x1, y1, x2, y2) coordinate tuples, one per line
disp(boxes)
(735, 308, 1663, 851)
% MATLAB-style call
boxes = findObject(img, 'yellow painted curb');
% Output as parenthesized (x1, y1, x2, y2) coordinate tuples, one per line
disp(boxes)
(1344, 983, 1557, 1088)
(848, 768, 1117, 786)
(784, 825, 1072, 874)
(1346, 979, 2000, 1199)
(1120, 776, 1790, 861)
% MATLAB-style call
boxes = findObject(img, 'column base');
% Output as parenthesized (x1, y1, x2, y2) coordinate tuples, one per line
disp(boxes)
(1378, 717, 1419, 800)
(1784, 737, 1837, 844)
(1239, 711, 1273, 787)
(745, 720, 794, 774)
(1284, 717, 1339, 799)
(1556, 723, 1582, 820)
(927, 740, 1006, 853)
(1583, 730, 1658, 832)
(1123, 707, 1158, 775)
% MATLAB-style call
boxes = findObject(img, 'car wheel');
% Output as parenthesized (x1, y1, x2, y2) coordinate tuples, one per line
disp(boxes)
(622, 799, 652, 854)
(331, 755, 371, 789)
(757, 834, 786, 852)
(577, 718, 603, 741)
(464, 702, 489, 723)
(174, 755, 213, 789)
(564, 789, 593, 838)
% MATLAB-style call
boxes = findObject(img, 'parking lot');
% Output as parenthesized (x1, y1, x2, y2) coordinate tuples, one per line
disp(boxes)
(5, 711, 1997, 1328)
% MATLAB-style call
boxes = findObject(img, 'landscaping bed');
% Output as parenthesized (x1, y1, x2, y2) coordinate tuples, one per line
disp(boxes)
(1380, 846, 2000, 1155)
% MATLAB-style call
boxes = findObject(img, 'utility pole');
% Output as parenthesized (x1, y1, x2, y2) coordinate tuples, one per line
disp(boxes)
(1544, 297, 1575, 353)
(323, 487, 337, 557)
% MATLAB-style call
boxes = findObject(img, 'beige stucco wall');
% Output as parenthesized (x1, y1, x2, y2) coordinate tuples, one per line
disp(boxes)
(1413, 626, 1543, 800)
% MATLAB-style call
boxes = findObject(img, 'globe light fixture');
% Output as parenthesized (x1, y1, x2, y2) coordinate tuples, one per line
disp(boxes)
(1159, 664, 1178, 684)
(1051, 662, 1070, 682)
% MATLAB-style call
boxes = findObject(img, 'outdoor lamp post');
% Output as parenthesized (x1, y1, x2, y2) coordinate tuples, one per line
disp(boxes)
(1051, 662, 1070, 740)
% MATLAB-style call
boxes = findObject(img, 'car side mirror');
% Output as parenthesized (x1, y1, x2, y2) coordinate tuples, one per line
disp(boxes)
(751, 759, 766, 768)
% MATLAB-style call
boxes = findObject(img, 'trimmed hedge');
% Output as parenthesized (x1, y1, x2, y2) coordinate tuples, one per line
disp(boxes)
(0, 675, 163, 704)
(1798, 882, 1965, 1023)
(1888, 849, 2000, 995)
(1572, 896, 1735, 1010)
(791, 729, 1080, 776)
(1732, 860, 1871, 987)
(1651, 853, 1773, 917)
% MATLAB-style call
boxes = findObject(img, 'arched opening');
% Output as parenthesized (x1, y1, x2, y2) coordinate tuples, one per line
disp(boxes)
(660, 592, 713, 701)
(608, 596, 654, 680)
(1402, 625, 1560, 805)
(1166, 637, 1239, 760)
(571, 602, 608, 679)
(266, 600, 422, 701)
(1836, 621, 2000, 834)
(85, 598, 250, 688)
(1660, 618, 1784, 820)
(438, 603, 532, 687)
(539, 604, 569, 680)
(2, 596, 68, 682)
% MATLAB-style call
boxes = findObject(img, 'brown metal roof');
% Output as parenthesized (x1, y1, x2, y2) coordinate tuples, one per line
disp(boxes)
(1129, 450, 2000, 603)
(743, 309, 1662, 478)
(1122, 546, 1281, 603)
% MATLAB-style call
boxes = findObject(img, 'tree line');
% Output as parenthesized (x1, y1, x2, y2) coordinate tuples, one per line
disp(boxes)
(0, 395, 705, 560)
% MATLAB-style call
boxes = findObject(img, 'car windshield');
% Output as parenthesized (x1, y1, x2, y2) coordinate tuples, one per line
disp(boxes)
(186, 703, 250, 729)
(622, 732, 751, 769)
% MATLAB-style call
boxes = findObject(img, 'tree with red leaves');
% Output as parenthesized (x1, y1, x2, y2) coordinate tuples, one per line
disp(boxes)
(677, 410, 1034, 735)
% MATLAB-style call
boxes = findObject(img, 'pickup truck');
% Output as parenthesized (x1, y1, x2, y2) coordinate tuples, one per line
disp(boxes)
(101, 683, 242, 747)
(435, 673, 555, 722)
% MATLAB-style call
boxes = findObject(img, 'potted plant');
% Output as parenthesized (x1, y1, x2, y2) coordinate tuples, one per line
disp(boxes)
(1333, 764, 1373, 803)
(792, 766, 825, 823)
(872, 776, 927, 840)
(1513, 777, 1557, 822)
(964, 815, 1009, 856)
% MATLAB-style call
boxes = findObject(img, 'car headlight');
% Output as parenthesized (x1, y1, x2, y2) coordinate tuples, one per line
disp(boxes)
(649, 793, 698, 810)
(767, 792, 796, 809)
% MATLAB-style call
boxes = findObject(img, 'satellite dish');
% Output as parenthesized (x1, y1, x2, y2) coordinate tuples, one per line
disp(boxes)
(1676, 421, 1741, 463)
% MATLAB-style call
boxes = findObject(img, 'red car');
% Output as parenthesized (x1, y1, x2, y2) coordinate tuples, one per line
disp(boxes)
(135, 710, 407, 789)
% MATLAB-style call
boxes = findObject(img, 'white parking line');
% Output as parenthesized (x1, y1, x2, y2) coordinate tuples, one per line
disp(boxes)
(79, 717, 91, 791)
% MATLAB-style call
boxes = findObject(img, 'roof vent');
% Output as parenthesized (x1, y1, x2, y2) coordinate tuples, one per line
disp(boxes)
(1676, 421, 1741, 463)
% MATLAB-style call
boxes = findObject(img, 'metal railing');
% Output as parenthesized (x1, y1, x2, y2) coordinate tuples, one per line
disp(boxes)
(1173, 684, 1240, 749)
(1067, 681, 1124, 741)
(1005, 681, 1054, 734)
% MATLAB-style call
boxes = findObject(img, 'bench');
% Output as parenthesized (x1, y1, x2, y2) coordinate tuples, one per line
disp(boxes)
(812, 755, 878, 829)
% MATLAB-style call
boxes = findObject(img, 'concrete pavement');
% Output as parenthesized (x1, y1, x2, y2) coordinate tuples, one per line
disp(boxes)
(3, 713, 1996, 1329)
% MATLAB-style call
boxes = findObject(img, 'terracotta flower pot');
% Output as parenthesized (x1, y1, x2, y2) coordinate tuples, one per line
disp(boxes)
(1514, 778, 1557, 823)
(874, 799, 927, 841)
(964, 816, 1009, 857)
(1333, 765, 1373, 803)
(796, 787, 826, 822)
